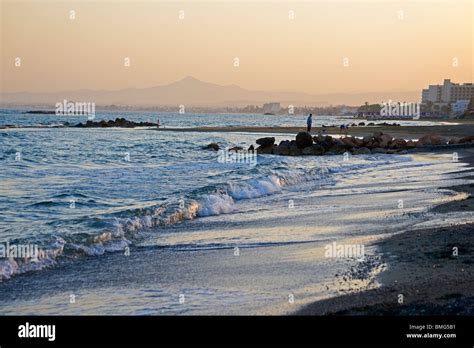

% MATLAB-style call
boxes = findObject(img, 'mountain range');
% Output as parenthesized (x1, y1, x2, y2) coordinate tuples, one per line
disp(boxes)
(0, 76, 420, 107)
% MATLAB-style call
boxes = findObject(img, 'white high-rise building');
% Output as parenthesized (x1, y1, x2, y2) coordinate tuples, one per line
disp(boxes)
(422, 79, 474, 104)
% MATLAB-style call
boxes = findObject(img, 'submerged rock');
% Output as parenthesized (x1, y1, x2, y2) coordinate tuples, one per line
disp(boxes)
(74, 117, 157, 128)
(203, 143, 219, 151)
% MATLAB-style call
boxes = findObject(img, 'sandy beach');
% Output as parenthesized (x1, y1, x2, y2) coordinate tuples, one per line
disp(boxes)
(155, 120, 474, 139)
(295, 148, 474, 315)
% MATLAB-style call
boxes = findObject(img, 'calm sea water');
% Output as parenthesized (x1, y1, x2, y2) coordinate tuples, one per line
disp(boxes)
(0, 108, 450, 128)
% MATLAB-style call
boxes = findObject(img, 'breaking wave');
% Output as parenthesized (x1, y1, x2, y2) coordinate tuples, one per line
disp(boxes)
(0, 166, 334, 281)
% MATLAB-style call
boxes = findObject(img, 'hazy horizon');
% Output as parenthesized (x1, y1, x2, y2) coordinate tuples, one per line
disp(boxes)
(0, 74, 426, 107)
(1, 0, 472, 97)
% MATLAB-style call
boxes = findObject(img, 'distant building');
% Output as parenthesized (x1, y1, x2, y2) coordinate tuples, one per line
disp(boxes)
(262, 102, 280, 114)
(422, 79, 474, 105)
(452, 100, 470, 115)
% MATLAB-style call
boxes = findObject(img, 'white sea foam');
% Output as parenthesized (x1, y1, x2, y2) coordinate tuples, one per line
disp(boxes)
(197, 193, 235, 216)
(227, 175, 282, 200)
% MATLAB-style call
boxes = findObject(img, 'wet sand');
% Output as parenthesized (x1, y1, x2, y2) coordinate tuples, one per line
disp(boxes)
(295, 148, 474, 315)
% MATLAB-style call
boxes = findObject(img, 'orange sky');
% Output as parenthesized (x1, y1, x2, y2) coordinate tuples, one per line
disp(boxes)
(1, 0, 472, 94)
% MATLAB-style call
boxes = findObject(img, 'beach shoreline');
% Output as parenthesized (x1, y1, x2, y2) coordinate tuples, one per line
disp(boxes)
(153, 122, 474, 139)
(294, 148, 474, 315)
(0, 122, 473, 315)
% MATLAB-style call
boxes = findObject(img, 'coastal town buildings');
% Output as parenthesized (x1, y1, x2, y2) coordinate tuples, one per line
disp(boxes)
(422, 79, 473, 115)
(422, 79, 474, 104)
(262, 102, 281, 114)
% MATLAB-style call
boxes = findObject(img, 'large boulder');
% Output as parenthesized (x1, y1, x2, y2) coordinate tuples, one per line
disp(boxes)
(371, 147, 388, 154)
(362, 132, 393, 149)
(327, 144, 348, 154)
(288, 142, 302, 156)
(115, 117, 134, 127)
(302, 144, 325, 155)
(406, 140, 417, 149)
(375, 133, 393, 148)
(295, 132, 313, 149)
(362, 135, 374, 146)
(256, 145, 274, 154)
(315, 135, 336, 150)
(389, 138, 407, 149)
(458, 135, 474, 144)
(274, 140, 291, 155)
(341, 137, 358, 148)
(372, 131, 384, 138)
(448, 138, 460, 145)
(354, 138, 365, 147)
(256, 137, 275, 147)
(417, 134, 447, 147)
(351, 147, 371, 155)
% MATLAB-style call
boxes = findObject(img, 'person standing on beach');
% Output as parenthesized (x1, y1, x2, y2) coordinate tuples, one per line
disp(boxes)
(339, 124, 349, 136)
(307, 113, 313, 133)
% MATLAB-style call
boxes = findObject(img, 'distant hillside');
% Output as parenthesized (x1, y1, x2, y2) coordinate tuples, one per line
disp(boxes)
(0, 76, 420, 107)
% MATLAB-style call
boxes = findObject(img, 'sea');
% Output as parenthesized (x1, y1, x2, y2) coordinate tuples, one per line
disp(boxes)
(0, 109, 471, 314)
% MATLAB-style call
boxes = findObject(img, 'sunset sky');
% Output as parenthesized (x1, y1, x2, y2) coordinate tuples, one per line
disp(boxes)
(1, 0, 472, 94)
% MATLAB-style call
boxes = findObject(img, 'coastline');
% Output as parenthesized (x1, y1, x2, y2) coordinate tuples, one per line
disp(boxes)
(294, 148, 474, 315)
(4, 119, 474, 139)
(153, 122, 474, 139)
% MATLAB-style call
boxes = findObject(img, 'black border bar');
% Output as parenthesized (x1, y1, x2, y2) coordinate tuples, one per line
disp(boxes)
(0, 316, 473, 346)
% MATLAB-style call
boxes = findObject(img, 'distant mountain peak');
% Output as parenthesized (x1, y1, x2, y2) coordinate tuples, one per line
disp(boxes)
(178, 75, 201, 83)
(0, 75, 420, 107)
